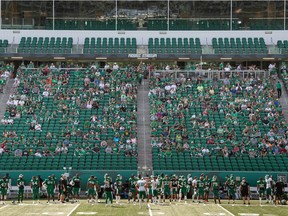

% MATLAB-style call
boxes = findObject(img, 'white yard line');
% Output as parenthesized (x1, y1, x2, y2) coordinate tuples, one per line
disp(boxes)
(0, 205, 8, 210)
(148, 203, 153, 216)
(67, 203, 80, 216)
(217, 204, 235, 216)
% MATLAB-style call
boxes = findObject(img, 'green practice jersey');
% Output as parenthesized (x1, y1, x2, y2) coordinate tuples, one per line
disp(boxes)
(87, 178, 97, 188)
(257, 180, 266, 190)
(211, 180, 220, 190)
(44, 179, 55, 189)
(72, 176, 81, 188)
(30, 179, 39, 189)
(163, 179, 170, 189)
(197, 180, 205, 189)
(0, 179, 9, 188)
(17, 178, 25, 188)
(116, 178, 122, 188)
(129, 178, 137, 189)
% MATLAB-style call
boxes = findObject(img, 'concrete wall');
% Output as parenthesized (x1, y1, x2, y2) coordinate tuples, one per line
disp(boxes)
(0, 30, 287, 45)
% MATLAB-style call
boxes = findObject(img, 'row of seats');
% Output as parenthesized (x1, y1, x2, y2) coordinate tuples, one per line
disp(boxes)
(18, 37, 73, 54)
(153, 149, 288, 171)
(277, 40, 288, 54)
(83, 37, 137, 54)
(148, 37, 202, 54)
(0, 37, 286, 55)
(0, 39, 8, 53)
(213, 37, 268, 54)
(0, 152, 137, 170)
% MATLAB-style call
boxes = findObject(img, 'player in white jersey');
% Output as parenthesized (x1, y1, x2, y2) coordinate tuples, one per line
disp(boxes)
(265, 175, 274, 203)
(187, 174, 193, 200)
(191, 176, 198, 202)
(136, 178, 148, 208)
(150, 176, 159, 204)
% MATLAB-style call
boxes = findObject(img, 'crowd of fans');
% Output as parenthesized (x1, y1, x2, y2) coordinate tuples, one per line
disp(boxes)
(149, 71, 288, 159)
(0, 62, 145, 162)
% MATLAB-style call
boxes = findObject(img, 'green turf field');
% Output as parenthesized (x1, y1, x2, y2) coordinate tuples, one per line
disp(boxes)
(0, 200, 287, 216)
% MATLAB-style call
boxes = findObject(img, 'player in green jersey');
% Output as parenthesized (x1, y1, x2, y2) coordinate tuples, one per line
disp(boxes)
(145, 176, 153, 204)
(178, 176, 188, 203)
(43, 176, 55, 203)
(0, 176, 9, 204)
(211, 175, 221, 204)
(115, 174, 122, 204)
(226, 176, 236, 204)
(257, 177, 266, 205)
(128, 175, 137, 203)
(71, 173, 81, 202)
(30, 176, 40, 204)
(204, 175, 211, 202)
(162, 175, 172, 203)
(17, 174, 25, 203)
(86, 175, 98, 204)
(196, 176, 205, 203)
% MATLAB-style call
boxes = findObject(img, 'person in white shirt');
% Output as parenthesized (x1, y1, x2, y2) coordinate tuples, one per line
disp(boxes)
(136, 177, 148, 208)
(265, 175, 274, 203)
(35, 123, 42, 131)
(35, 150, 42, 157)
(151, 176, 160, 204)
(43, 90, 49, 97)
(104, 63, 110, 70)
(192, 176, 198, 202)
(113, 63, 119, 70)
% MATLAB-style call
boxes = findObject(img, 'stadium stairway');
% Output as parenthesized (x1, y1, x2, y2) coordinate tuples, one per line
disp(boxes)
(0, 78, 14, 118)
(137, 79, 153, 176)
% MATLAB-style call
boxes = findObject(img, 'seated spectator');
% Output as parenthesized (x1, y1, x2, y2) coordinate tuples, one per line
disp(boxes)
(92, 144, 100, 153)
(61, 145, 68, 154)
(14, 149, 22, 157)
(105, 146, 113, 154)
(29, 123, 35, 130)
(35, 123, 42, 131)
(55, 145, 61, 154)
(35, 150, 42, 157)
(22, 149, 29, 156)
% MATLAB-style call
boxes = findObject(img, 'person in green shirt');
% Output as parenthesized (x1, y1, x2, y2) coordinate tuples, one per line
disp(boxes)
(211, 175, 221, 204)
(71, 173, 81, 202)
(257, 177, 266, 205)
(204, 175, 211, 202)
(128, 175, 137, 203)
(276, 81, 282, 98)
(226, 176, 236, 204)
(17, 174, 25, 203)
(43, 176, 55, 203)
(162, 175, 171, 203)
(86, 175, 98, 204)
(0, 176, 9, 204)
(178, 176, 188, 203)
(30, 176, 40, 204)
(196, 176, 205, 203)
